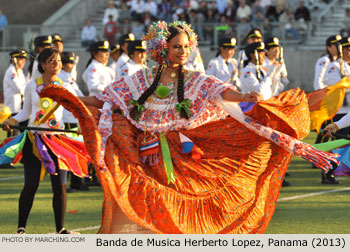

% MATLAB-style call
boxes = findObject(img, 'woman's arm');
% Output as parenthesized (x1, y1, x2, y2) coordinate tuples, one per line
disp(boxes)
(79, 96, 104, 108)
(221, 88, 263, 103)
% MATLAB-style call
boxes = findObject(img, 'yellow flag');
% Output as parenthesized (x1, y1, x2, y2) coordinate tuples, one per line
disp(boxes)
(0, 104, 12, 123)
(309, 77, 350, 132)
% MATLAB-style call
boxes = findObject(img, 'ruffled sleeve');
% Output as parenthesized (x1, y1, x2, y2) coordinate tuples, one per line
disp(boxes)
(96, 76, 134, 107)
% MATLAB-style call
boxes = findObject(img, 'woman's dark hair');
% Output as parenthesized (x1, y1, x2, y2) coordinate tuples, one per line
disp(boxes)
(129, 25, 190, 121)
(85, 56, 94, 69)
(37, 48, 60, 73)
(85, 51, 98, 69)
(28, 57, 35, 77)
(216, 46, 223, 57)
(243, 52, 252, 67)
(85, 45, 100, 69)
(325, 45, 336, 62)
(244, 52, 261, 81)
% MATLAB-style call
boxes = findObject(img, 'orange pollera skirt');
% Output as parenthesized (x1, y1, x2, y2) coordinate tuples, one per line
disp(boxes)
(90, 89, 310, 234)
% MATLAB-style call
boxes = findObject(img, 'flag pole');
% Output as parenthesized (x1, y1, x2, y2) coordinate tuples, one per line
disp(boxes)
(0, 124, 78, 134)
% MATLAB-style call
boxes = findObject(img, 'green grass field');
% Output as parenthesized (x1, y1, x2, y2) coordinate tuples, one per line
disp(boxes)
(0, 131, 349, 234)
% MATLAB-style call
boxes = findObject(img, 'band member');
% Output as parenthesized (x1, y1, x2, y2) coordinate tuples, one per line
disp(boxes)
(263, 37, 289, 96)
(206, 38, 240, 88)
(119, 40, 147, 77)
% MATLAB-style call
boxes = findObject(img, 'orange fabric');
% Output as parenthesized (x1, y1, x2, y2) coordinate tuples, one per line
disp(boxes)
(86, 89, 308, 234)
(40, 84, 309, 234)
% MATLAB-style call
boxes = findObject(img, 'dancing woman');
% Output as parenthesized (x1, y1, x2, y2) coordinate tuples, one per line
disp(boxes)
(43, 22, 337, 234)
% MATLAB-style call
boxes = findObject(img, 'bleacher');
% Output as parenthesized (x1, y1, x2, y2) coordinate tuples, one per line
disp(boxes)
(0, 0, 348, 52)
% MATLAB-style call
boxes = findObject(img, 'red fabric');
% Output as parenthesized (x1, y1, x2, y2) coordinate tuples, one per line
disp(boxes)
(104, 21, 117, 37)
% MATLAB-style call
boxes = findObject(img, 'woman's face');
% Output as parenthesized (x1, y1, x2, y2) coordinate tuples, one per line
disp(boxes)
(258, 51, 266, 65)
(53, 41, 64, 53)
(266, 46, 280, 59)
(250, 51, 266, 65)
(94, 51, 110, 65)
(220, 47, 235, 60)
(327, 44, 338, 57)
(62, 62, 74, 73)
(14, 57, 26, 69)
(111, 51, 121, 61)
(41, 53, 62, 75)
(247, 37, 262, 44)
(343, 47, 350, 62)
(131, 51, 147, 65)
(167, 32, 190, 66)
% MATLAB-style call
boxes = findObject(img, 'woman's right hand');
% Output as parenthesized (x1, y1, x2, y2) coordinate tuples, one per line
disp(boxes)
(243, 91, 263, 103)
(324, 123, 339, 136)
(2, 118, 18, 131)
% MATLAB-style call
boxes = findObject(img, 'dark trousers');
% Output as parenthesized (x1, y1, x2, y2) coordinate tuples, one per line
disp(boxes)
(18, 135, 67, 232)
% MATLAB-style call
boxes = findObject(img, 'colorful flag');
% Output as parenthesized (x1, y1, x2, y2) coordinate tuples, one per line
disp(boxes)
(179, 132, 204, 160)
(308, 77, 350, 132)
(332, 145, 350, 170)
(313, 139, 350, 176)
(0, 131, 27, 165)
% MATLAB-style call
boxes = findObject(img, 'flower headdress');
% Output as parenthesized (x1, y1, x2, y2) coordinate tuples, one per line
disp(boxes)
(142, 21, 198, 64)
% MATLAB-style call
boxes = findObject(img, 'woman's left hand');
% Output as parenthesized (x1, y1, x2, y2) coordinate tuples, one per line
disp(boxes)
(243, 91, 263, 103)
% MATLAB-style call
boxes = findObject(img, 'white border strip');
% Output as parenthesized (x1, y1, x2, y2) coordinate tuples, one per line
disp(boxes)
(278, 187, 350, 201)
(71, 225, 100, 232)
(0, 176, 23, 181)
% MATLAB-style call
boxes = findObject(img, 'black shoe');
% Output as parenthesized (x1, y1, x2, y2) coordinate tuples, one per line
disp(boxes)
(85, 179, 100, 186)
(66, 188, 76, 193)
(282, 179, 290, 187)
(321, 173, 341, 184)
(0, 163, 16, 169)
(285, 172, 291, 177)
(74, 185, 90, 191)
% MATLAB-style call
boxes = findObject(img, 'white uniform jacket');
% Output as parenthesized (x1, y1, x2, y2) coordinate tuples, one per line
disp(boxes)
(335, 110, 350, 130)
(186, 47, 205, 73)
(31, 60, 41, 82)
(109, 60, 117, 74)
(313, 55, 331, 90)
(323, 60, 350, 114)
(263, 58, 289, 96)
(206, 55, 239, 84)
(3, 64, 26, 113)
(115, 53, 130, 80)
(82, 59, 115, 96)
(119, 59, 147, 77)
(239, 62, 274, 100)
(58, 70, 84, 124)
